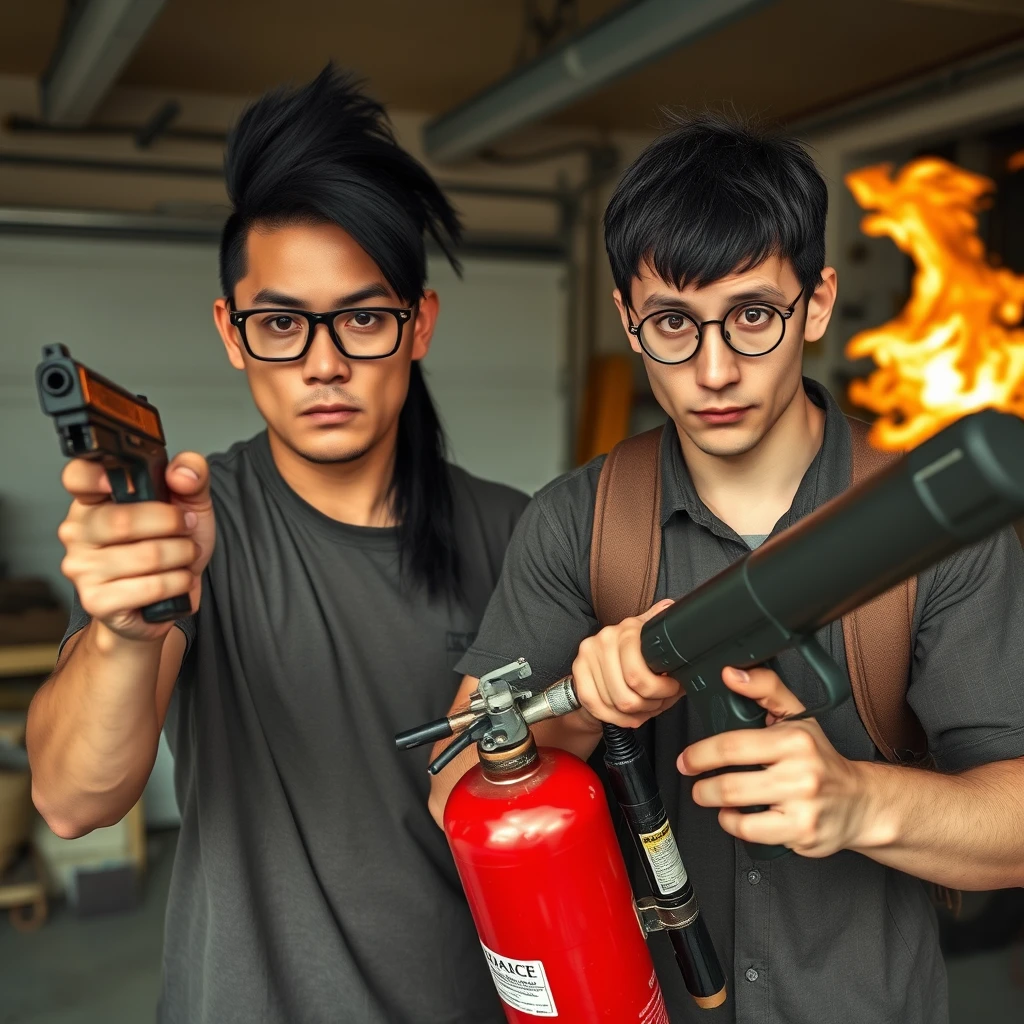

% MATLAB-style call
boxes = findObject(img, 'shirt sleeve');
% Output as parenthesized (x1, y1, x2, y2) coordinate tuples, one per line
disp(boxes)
(455, 472, 600, 687)
(58, 587, 197, 658)
(908, 524, 1024, 772)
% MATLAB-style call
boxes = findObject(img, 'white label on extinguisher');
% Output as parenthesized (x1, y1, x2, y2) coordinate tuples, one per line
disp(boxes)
(480, 942, 558, 1017)
(640, 972, 670, 1024)
(638, 820, 688, 895)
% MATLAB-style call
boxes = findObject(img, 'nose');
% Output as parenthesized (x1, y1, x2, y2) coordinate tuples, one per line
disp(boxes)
(302, 321, 351, 384)
(693, 322, 741, 391)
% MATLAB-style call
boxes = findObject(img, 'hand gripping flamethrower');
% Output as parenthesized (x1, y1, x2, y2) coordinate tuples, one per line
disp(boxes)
(397, 661, 727, 1019)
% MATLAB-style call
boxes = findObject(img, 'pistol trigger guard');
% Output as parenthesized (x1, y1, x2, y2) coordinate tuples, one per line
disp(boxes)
(106, 467, 133, 503)
(785, 634, 851, 721)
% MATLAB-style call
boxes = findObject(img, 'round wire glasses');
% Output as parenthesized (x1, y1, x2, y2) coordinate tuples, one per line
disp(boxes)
(628, 291, 804, 364)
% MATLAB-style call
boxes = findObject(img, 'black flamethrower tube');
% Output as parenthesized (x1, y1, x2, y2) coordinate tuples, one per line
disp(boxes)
(602, 722, 727, 1008)
(638, 407, 1024, 860)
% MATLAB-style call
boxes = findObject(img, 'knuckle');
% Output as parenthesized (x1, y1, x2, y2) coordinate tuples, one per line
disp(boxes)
(613, 691, 646, 715)
(144, 541, 168, 574)
(56, 520, 77, 546)
(59, 554, 82, 581)
(719, 734, 744, 763)
(730, 812, 751, 842)
(785, 729, 815, 757)
(77, 587, 103, 618)
(719, 777, 739, 805)
(103, 505, 134, 543)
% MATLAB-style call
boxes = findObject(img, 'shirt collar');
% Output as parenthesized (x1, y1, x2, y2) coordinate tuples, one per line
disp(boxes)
(659, 376, 854, 539)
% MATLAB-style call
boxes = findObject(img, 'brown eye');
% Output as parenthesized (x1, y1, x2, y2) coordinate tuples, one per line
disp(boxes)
(262, 315, 301, 333)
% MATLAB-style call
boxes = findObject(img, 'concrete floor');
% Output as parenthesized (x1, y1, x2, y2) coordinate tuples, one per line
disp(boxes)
(1, 830, 1022, 1023)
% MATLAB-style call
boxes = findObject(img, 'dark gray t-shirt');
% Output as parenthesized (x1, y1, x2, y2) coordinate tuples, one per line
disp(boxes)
(456, 378, 1024, 1024)
(63, 431, 529, 1024)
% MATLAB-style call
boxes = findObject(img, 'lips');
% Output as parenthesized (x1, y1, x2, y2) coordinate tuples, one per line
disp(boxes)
(694, 406, 751, 424)
(302, 404, 360, 424)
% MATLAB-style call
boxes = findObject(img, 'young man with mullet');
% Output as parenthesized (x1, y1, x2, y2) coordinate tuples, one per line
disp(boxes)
(27, 67, 524, 1024)
(432, 114, 1024, 1023)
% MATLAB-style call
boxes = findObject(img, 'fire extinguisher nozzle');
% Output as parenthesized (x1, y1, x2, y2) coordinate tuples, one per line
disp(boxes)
(394, 717, 454, 750)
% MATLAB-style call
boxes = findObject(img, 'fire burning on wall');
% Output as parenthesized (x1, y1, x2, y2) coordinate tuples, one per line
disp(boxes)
(844, 156, 1024, 450)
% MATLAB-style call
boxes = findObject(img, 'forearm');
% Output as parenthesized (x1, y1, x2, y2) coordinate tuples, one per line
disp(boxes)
(850, 756, 1024, 890)
(26, 622, 170, 836)
(533, 709, 604, 761)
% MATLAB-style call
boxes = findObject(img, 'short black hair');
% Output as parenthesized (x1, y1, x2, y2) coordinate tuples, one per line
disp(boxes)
(604, 110, 827, 305)
(219, 64, 465, 602)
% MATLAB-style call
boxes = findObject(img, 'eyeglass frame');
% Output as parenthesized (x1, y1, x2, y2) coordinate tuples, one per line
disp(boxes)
(227, 298, 415, 362)
(626, 289, 806, 365)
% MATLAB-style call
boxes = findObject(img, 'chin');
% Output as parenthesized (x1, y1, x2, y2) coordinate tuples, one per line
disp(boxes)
(687, 425, 765, 458)
(285, 426, 372, 465)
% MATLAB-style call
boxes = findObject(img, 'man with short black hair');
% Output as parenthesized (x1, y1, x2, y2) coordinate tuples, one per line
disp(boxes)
(28, 66, 522, 1024)
(431, 112, 1024, 1023)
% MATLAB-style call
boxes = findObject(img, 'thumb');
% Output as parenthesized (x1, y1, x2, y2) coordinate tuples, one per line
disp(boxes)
(166, 452, 213, 514)
(637, 598, 675, 624)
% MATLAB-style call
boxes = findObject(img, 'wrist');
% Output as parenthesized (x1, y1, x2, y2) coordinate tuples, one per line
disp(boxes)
(847, 760, 901, 852)
(88, 620, 166, 661)
(567, 707, 605, 736)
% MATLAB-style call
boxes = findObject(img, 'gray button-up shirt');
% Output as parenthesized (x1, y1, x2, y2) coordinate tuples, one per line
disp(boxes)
(457, 377, 1024, 1024)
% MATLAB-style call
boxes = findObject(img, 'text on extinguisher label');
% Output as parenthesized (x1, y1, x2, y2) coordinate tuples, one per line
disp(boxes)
(480, 942, 558, 1017)
(639, 820, 688, 895)
(640, 972, 670, 1024)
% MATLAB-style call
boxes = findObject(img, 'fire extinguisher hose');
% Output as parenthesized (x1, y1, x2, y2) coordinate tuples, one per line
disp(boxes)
(602, 722, 728, 1009)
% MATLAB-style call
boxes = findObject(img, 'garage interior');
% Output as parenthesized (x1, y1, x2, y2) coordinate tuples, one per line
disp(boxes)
(1, 1, 1023, 1022)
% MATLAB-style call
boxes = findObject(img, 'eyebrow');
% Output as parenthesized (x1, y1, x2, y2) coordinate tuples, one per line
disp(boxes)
(248, 283, 395, 309)
(638, 285, 789, 314)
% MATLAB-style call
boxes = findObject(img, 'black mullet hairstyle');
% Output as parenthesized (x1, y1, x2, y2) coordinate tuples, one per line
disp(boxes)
(604, 109, 828, 305)
(219, 63, 464, 602)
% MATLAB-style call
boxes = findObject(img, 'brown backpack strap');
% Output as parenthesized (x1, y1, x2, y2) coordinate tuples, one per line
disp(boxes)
(841, 417, 928, 764)
(590, 426, 665, 627)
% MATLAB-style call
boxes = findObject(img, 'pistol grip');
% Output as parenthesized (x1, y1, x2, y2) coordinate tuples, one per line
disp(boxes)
(105, 461, 191, 624)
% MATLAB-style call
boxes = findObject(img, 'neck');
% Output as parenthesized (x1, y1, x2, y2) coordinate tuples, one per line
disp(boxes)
(677, 385, 826, 536)
(266, 425, 399, 527)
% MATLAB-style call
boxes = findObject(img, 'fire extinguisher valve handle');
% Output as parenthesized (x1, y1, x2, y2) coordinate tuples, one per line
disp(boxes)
(427, 720, 489, 776)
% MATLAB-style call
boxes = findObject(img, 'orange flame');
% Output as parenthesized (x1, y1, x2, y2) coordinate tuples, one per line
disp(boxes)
(843, 156, 1024, 449)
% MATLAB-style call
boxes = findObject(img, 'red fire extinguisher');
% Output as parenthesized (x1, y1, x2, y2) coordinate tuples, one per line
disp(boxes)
(396, 659, 726, 1023)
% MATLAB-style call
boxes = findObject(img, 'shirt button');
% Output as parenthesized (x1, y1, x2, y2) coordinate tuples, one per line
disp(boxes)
(747, 869, 762, 885)
(745, 968, 760, 983)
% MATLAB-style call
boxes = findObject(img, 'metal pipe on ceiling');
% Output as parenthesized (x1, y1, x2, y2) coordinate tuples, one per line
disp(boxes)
(0, 205, 569, 260)
(790, 35, 1024, 139)
(42, 0, 168, 126)
(0, 149, 572, 205)
(423, 0, 776, 163)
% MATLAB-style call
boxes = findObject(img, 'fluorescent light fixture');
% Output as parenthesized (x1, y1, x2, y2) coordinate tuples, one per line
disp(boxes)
(424, 0, 776, 163)
(41, 0, 168, 126)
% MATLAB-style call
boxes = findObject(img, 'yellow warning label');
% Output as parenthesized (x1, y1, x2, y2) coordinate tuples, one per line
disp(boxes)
(639, 820, 688, 895)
